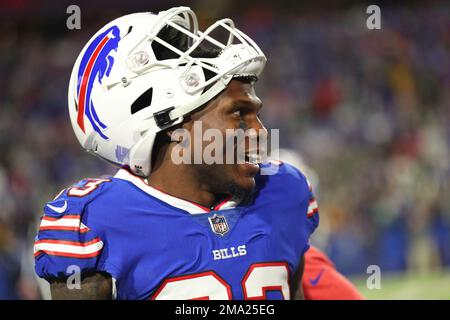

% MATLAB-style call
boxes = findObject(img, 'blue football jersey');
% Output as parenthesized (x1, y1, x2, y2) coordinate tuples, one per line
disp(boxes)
(34, 162, 319, 300)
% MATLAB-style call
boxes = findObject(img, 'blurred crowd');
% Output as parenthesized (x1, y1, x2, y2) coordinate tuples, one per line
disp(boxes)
(0, 1, 449, 299)
(247, 3, 450, 276)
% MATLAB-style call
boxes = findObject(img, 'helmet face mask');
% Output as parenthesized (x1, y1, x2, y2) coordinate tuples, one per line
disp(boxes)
(68, 6, 266, 177)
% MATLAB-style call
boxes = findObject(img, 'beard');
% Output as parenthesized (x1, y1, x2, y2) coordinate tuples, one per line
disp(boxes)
(224, 179, 256, 206)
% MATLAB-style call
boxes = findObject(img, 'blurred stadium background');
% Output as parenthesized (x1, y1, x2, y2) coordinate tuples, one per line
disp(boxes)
(0, 0, 449, 299)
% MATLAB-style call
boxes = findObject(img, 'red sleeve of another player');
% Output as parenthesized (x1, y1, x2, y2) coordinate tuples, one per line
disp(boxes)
(302, 246, 364, 300)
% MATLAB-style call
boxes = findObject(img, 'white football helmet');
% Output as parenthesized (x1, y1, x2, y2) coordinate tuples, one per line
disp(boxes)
(68, 6, 266, 177)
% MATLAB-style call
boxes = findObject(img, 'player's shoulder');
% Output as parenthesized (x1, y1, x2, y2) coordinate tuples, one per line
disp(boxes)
(257, 160, 311, 195)
(256, 160, 319, 235)
(259, 160, 310, 181)
(36, 175, 119, 279)
(43, 174, 123, 219)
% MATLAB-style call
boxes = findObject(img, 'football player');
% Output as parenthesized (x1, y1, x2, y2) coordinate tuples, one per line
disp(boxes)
(34, 7, 319, 299)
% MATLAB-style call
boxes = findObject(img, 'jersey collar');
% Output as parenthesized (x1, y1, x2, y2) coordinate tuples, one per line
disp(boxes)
(114, 168, 238, 214)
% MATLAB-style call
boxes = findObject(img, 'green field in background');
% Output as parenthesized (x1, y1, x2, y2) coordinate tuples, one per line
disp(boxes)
(350, 269, 450, 300)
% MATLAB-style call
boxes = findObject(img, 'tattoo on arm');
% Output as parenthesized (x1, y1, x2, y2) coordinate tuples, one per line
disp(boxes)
(50, 272, 112, 300)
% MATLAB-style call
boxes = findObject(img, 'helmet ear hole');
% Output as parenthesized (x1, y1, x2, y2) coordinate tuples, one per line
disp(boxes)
(131, 87, 153, 114)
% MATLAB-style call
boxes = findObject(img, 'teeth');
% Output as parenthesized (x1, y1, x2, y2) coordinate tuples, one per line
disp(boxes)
(246, 154, 261, 164)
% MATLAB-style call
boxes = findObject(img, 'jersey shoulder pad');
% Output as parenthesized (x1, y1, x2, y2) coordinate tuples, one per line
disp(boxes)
(259, 160, 310, 194)
(42, 176, 113, 221)
(34, 176, 113, 280)
(259, 161, 319, 231)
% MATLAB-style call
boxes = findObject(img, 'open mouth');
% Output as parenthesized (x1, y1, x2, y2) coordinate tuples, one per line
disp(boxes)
(244, 153, 262, 165)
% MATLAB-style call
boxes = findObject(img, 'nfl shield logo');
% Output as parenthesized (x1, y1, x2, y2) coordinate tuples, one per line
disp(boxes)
(208, 214, 229, 236)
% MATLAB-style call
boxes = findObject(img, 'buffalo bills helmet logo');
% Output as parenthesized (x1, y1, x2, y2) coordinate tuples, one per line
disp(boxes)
(76, 26, 121, 139)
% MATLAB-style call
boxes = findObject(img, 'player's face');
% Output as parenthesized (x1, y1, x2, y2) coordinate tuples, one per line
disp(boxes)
(186, 79, 266, 199)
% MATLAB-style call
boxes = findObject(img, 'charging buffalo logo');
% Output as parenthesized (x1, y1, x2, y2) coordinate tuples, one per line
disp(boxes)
(76, 25, 121, 139)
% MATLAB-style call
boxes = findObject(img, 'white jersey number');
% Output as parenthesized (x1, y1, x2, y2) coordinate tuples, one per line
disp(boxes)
(152, 262, 290, 300)
(67, 178, 111, 197)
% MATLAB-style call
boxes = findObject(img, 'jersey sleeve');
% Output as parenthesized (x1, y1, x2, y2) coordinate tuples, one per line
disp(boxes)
(269, 161, 320, 254)
(34, 178, 111, 281)
(279, 162, 320, 241)
(298, 171, 319, 256)
(260, 160, 320, 255)
(303, 174, 319, 242)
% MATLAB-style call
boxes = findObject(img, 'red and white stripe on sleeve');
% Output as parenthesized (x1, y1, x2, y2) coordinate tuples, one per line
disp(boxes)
(34, 238, 104, 259)
(39, 214, 90, 233)
(307, 197, 318, 218)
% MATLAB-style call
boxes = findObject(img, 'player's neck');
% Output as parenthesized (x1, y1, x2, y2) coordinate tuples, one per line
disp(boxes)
(148, 162, 219, 209)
